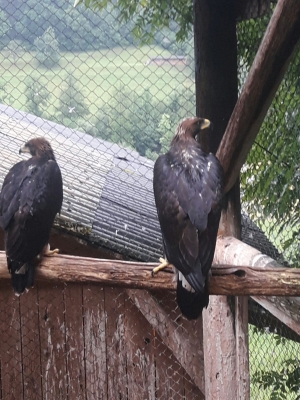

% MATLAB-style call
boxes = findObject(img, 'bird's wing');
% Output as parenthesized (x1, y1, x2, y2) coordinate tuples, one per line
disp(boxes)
(3, 159, 63, 270)
(0, 161, 27, 230)
(177, 152, 223, 232)
(153, 151, 222, 290)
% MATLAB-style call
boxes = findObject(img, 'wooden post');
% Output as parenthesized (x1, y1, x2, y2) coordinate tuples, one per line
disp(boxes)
(220, 182, 250, 399)
(193, 0, 247, 398)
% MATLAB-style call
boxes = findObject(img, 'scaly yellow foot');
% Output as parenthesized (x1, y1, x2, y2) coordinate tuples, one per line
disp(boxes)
(152, 257, 172, 276)
(43, 243, 60, 256)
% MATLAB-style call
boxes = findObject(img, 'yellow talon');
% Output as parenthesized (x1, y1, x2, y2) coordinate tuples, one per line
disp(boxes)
(152, 258, 172, 276)
(43, 243, 59, 256)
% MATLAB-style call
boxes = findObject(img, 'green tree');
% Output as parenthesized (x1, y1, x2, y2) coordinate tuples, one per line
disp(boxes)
(75, 0, 193, 42)
(93, 85, 195, 158)
(0, 79, 12, 104)
(0, 10, 11, 42)
(253, 358, 300, 400)
(4, 0, 135, 51)
(34, 26, 60, 68)
(237, 16, 300, 267)
(24, 76, 51, 118)
(5, 40, 23, 63)
(55, 73, 90, 129)
(94, 87, 163, 155)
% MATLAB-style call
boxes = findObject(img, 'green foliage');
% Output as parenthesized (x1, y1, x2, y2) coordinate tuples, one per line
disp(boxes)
(78, 0, 193, 42)
(34, 26, 60, 68)
(55, 72, 90, 130)
(241, 73, 300, 266)
(2, 0, 136, 51)
(24, 76, 51, 117)
(0, 79, 12, 104)
(237, 15, 300, 267)
(253, 359, 300, 400)
(92, 84, 195, 158)
(0, 10, 11, 43)
(0, 0, 189, 52)
(5, 40, 24, 63)
(93, 86, 163, 156)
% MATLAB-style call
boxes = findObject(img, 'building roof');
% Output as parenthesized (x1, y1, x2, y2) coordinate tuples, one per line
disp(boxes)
(0, 104, 282, 263)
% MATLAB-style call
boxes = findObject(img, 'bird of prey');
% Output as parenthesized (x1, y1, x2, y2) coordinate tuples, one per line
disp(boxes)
(153, 117, 223, 319)
(0, 137, 63, 294)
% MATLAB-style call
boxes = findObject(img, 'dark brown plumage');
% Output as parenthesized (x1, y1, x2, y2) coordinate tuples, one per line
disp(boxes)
(0, 137, 63, 294)
(153, 117, 223, 319)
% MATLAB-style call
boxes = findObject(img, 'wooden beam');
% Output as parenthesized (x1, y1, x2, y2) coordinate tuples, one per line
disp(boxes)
(236, 295, 249, 397)
(0, 245, 300, 295)
(203, 296, 236, 399)
(0, 252, 174, 291)
(252, 296, 300, 336)
(217, 0, 300, 193)
(209, 265, 300, 296)
(218, 178, 250, 399)
(214, 236, 300, 338)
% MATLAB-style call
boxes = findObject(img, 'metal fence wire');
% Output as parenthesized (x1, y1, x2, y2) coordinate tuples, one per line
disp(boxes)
(0, 0, 299, 399)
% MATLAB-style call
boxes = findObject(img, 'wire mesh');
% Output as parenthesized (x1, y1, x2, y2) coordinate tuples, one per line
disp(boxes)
(0, 1, 299, 399)
(238, 3, 300, 399)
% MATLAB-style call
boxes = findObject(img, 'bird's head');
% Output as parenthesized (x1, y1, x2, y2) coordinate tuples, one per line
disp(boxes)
(19, 137, 55, 160)
(173, 117, 211, 142)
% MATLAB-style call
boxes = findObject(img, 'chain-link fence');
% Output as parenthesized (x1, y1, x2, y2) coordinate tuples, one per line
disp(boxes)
(238, 4, 300, 399)
(0, 0, 299, 399)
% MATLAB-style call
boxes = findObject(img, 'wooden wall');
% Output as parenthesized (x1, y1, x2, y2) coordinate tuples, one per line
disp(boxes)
(0, 281, 204, 400)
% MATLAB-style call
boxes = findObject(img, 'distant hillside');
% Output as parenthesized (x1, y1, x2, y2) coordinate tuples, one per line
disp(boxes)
(0, 0, 183, 52)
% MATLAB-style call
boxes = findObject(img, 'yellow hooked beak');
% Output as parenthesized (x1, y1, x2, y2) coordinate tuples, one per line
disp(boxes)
(200, 119, 211, 130)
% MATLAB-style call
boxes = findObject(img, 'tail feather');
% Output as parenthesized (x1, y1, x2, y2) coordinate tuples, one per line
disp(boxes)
(10, 262, 35, 294)
(176, 277, 209, 320)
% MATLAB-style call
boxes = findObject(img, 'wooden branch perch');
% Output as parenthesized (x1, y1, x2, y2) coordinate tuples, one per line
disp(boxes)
(0, 237, 299, 295)
(217, 0, 300, 193)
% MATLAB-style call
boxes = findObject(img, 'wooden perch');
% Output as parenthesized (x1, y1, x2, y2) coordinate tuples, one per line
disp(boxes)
(217, 0, 300, 193)
(214, 236, 300, 336)
(0, 237, 300, 295)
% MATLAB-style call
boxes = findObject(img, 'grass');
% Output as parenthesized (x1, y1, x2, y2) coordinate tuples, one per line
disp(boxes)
(0, 45, 194, 117)
(250, 325, 300, 399)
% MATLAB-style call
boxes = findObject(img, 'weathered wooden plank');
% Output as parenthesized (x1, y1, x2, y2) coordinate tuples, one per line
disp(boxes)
(38, 282, 68, 400)
(217, 0, 300, 193)
(236, 296, 249, 399)
(204, 178, 242, 399)
(19, 286, 42, 400)
(83, 284, 107, 400)
(184, 377, 205, 400)
(203, 296, 236, 399)
(64, 283, 85, 399)
(105, 287, 128, 399)
(154, 333, 185, 400)
(0, 281, 23, 400)
(125, 292, 156, 399)
(127, 290, 205, 394)
(150, 291, 204, 400)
